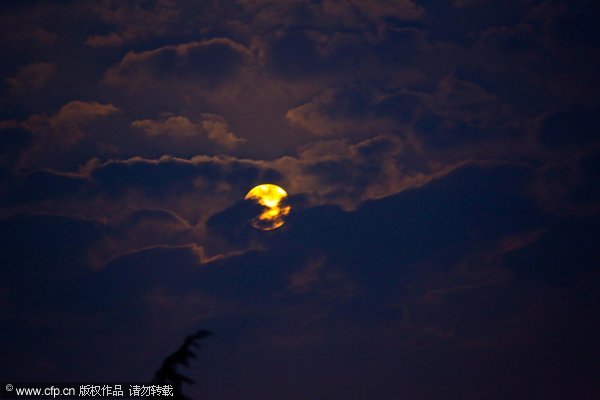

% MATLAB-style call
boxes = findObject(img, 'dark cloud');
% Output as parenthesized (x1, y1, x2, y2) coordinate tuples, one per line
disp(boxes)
(131, 113, 246, 149)
(281, 163, 542, 275)
(567, 149, 600, 205)
(415, 114, 482, 149)
(4, 169, 89, 204)
(9, 101, 121, 169)
(578, 149, 600, 184)
(539, 107, 600, 149)
(5, 62, 56, 95)
(206, 199, 265, 245)
(286, 85, 409, 136)
(286, 74, 514, 154)
(0, 213, 106, 380)
(504, 216, 600, 284)
(0, 158, 598, 398)
(110, 162, 597, 398)
(104, 38, 252, 90)
(0, 126, 30, 174)
(200, 162, 544, 331)
(90, 155, 282, 199)
(84, 0, 185, 47)
(266, 29, 374, 80)
(1, 0, 599, 398)
(301, 135, 405, 199)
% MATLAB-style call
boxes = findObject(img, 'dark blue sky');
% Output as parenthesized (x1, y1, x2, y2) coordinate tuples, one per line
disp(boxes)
(0, 1, 599, 399)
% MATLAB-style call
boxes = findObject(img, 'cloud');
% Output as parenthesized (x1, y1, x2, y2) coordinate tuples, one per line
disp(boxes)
(55, 154, 284, 226)
(104, 38, 252, 90)
(0, 1, 598, 397)
(286, 86, 399, 137)
(239, 0, 424, 32)
(11, 101, 120, 169)
(200, 114, 247, 149)
(281, 134, 412, 207)
(286, 75, 514, 151)
(132, 116, 199, 137)
(2, 130, 414, 220)
(576, 149, 600, 205)
(6, 62, 56, 95)
(0, 152, 284, 227)
(1, 133, 432, 223)
(47, 101, 119, 128)
(3, 169, 89, 206)
(85, 32, 125, 47)
(87, 208, 194, 269)
(1, 161, 597, 399)
(0, 212, 203, 380)
(0, 5, 58, 55)
(0, 127, 31, 174)
(504, 216, 600, 284)
(131, 114, 246, 149)
(24, 101, 120, 146)
(0, 107, 120, 171)
(470, 2, 600, 107)
(538, 107, 600, 149)
(89, 154, 280, 197)
(322, 0, 425, 21)
(265, 29, 367, 79)
(196, 161, 552, 365)
(82, 0, 210, 48)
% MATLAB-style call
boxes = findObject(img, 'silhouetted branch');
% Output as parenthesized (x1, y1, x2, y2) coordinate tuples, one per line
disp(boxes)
(152, 330, 212, 400)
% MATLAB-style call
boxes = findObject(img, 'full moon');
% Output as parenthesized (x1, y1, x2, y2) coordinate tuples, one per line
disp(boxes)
(244, 184, 291, 230)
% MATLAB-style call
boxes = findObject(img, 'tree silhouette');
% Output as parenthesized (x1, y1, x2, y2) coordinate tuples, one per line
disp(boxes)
(152, 330, 212, 400)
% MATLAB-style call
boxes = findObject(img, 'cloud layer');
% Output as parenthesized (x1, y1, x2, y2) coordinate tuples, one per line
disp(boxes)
(0, 0, 599, 399)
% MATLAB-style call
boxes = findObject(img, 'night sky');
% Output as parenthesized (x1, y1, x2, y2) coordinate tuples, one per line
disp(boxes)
(1, 1, 599, 399)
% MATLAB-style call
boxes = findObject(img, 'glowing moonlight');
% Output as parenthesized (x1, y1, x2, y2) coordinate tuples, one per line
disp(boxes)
(244, 184, 291, 230)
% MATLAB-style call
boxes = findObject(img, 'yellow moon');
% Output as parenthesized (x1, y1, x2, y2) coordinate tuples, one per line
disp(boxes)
(244, 184, 291, 230)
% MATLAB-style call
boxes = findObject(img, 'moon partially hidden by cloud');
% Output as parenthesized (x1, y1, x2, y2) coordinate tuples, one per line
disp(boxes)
(244, 184, 291, 230)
